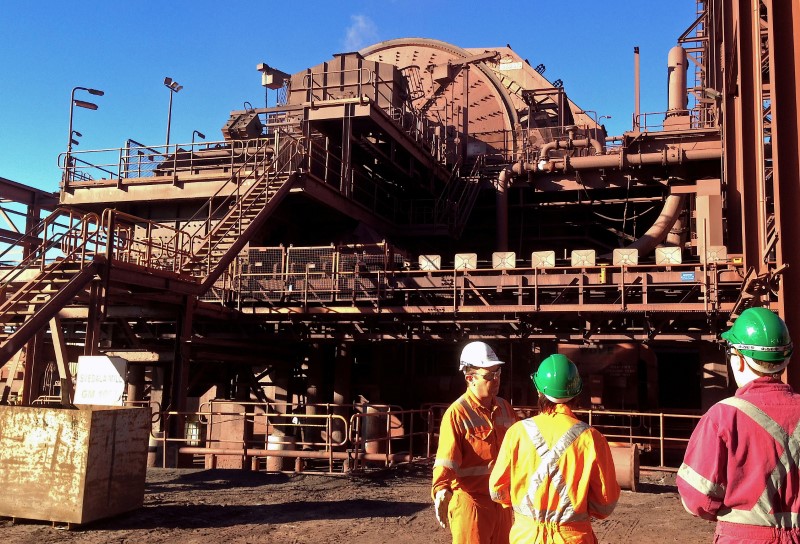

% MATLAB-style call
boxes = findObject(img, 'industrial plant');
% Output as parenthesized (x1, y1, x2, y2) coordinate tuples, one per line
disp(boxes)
(1, 1, 798, 514)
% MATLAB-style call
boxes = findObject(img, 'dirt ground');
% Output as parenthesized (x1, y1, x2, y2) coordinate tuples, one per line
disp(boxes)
(1, 465, 715, 544)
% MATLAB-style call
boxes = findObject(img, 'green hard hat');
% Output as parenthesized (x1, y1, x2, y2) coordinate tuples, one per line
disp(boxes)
(532, 354, 583, 400)
(721, 307, 793, 363)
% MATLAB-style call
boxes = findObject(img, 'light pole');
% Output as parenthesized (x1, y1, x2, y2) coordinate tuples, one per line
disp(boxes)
(191, 130, 205, 146)
(191, 131, 205, 172)
(164, 77, 183, 147)
(66, 86, 104, 183)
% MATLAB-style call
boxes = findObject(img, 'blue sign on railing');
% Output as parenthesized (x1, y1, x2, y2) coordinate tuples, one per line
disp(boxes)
(681, 272, 696, 281)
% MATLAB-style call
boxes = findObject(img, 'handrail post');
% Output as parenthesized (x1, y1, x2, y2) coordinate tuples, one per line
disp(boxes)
(105, 210, 115, 261)
(659, 412, 665, 468)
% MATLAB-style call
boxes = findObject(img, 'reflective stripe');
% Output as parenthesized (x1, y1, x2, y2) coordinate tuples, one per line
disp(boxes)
(456, 465, 492, 477)
(677, 462, 726, 499)
(434, 457, 492, 477)
(497, 400, 515, 428)
(513, 419, 590, 523)
(718, 509, 800, 528)
(456, 397, 490, 433)
(588, 499, 616, 517)
(434, 458, 459, 470)
(715, 397, 800, 528)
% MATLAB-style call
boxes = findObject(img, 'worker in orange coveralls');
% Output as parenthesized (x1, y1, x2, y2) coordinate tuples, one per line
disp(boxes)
(678, 307, 800, 543)
(432, 341, 518, 543)
(489, 354, 620, 543)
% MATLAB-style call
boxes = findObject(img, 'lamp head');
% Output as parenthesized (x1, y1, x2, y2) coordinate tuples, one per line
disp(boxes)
(73, 99, 98, 110)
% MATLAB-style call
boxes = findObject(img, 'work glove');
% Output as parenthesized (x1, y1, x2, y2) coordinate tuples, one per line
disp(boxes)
(434, 488, 452, 529)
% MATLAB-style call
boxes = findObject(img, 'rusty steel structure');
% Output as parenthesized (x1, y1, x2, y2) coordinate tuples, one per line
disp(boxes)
(1, 0, 800, 470)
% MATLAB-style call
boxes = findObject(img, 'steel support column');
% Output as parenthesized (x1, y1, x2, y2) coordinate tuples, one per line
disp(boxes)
(768, 0, 800, 387)
(727, 1, 767, 279)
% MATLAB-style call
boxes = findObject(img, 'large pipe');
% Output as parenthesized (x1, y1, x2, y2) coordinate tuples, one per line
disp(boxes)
(536, 146, 722, 172)
(634, 46, 640, 131)
(666, 214, 686, 247)
(667, 46, 689, 114)
(624, 194, 686, 255)
(496, 168, 511, 251)
(537, 134, 603, 166)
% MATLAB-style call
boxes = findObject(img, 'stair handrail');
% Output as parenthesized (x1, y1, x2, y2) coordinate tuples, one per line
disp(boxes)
(0, 207, 102, 288)
(0, 209, 103, 318)
(188, 134, 306, 278)
(148, 137, 275, 270)
(192, 138, 306, 278)
(98, 208, 195, 275)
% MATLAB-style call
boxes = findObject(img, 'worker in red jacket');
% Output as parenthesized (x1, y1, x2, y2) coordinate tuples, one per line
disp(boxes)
(678, 307, 800, 542)
(432, 341, 518, 543)
(489, 354, 619, 543)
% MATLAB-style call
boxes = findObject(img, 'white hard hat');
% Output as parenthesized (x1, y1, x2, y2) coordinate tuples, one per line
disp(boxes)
(459, 341, 505, 371)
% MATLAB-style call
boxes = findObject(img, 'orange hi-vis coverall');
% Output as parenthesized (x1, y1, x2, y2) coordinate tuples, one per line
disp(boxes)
(432, 389, 518, 544)
(489, 404, 620, 544)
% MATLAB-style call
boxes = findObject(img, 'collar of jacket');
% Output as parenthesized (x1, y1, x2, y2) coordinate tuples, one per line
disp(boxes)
(736, 374, 790, 396)
(465, 388, 498, 414)
(546, 403, 577, 418)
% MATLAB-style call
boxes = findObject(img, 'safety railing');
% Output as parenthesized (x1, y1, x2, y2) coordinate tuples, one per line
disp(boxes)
(513, 405, 702, 470)
(0, 209, 105, 324)
(394, 259, 741, 314)
(150, 401, 436, 474)
(426, 402, 701, 471)
(300, 65, 449, 160)
(59, 138, 275, 190)
(0, 205, 200, 327)
(228, 247, 743, 314)
(348, 406, 434, 471)
(183, 135, 304, 279)
(100, 208, 194, 274)
(634, 107, 719, 132)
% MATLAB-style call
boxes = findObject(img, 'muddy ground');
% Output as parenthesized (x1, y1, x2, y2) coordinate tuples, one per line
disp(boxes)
(1, 465, 715, 543)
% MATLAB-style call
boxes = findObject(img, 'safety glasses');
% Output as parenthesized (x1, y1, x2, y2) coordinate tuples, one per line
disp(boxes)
(472, 368, 502, 381)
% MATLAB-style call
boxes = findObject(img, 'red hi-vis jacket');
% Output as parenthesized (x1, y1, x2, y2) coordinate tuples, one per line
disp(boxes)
(678, 377, 800, 542)
(432, 390, 517, 499)
(489, 404, 620, 543)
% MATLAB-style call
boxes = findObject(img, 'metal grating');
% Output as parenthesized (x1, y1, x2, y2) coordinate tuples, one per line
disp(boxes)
(286, 245, 336, 303)
(241, 246, 286, 302)
(337, 243, 388, 301)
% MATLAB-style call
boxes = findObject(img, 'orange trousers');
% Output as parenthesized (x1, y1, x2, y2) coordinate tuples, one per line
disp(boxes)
(448, 489, 513, 544)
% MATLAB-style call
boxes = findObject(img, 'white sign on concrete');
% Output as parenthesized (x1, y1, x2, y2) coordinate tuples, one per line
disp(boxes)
(73, 356, 128, 406)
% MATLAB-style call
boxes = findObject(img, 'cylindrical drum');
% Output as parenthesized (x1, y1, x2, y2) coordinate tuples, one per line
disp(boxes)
(266, 434, 296, 472)
(610, 443, 640, 491)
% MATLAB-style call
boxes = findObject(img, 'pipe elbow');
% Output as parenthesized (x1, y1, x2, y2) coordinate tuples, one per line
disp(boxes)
(538, 141, 558, 163)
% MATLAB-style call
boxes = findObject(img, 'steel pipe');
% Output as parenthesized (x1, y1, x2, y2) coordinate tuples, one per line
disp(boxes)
(179, 446, 414, 463)
(537, 147, 722, 172)
(623, 194, 686, 255)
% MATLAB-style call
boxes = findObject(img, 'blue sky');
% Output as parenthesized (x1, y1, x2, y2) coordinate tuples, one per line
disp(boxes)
(1, 1, 695, 192)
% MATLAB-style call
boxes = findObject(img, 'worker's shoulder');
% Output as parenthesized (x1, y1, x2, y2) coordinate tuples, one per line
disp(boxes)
(442, 393, 471, 415)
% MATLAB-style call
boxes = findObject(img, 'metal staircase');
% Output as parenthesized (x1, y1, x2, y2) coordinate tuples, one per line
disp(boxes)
(433, 157, 484, 237)
(178, 135, 305, 292)
(0, 134, 308, 368)
(0, 209, 107, 365)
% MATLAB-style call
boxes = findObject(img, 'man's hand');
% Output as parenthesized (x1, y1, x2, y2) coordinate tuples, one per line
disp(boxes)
(434, 488, 452, 529)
